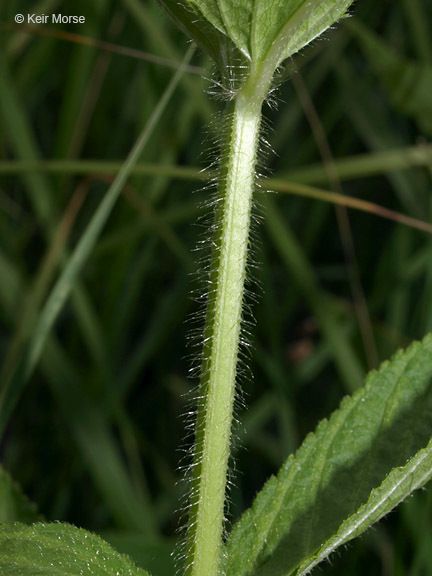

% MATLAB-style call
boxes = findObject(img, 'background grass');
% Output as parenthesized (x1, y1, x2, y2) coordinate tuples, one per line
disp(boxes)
(0, 0, 432, 574)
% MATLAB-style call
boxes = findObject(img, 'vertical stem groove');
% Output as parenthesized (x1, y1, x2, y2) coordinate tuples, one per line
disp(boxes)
(187, 92, 264, 576)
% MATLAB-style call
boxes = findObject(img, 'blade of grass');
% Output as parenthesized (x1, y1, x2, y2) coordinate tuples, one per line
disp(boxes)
(0, 50, 54, 229)
(281, 144, 432, 184)
(52, 15, 103, 161)
(2, 141, 432, 182)
(1, 160, 431, 233)
(92, 202, 202, 257)
(0, 33, 108, 376)
(123, 185, 194, 269)
(401, 0, 432, 63)
(0, 45, 195, 440)
(0, 246, 157, 533)
(5, 0, 61, 58)
(114, 277, 190, 403)
(0, 182, 88, 388)
(292, 69, 378, 367)
(108, 239, 158, 359)
(42, 342, 156, 533)
(0, 251, 23, 315)
(338, 59, 428, 218)
(62, 11, 125, 162)
(121, 0, 213, 121)
(0, 23, 203, 74)
(269, 180, 432, 234)
(263, 194, 365, 392)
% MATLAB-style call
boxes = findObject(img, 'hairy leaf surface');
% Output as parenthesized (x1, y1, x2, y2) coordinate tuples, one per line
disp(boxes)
(224, 335, 432, 576)
(0, 522, 150, 575)
(249, 0, 353, 68)
(158, 0, 355, 72)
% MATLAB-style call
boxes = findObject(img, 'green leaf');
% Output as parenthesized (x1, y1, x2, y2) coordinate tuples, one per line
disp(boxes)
(0, 522, 151, 575)
(0, 466, 41, 524)
(157, 0, 229, 67)
(218, 0, 253, 59)
(159, 0, 355, 75)
(189, 0, 227, 35)
(249, 0, 354, 68)
(351, 21, 432, 136)
(297, 437, 432, 574)
(224, 334, 432, 576)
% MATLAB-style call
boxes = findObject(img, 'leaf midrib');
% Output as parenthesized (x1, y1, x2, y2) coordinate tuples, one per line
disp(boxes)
(298, 442, 432, 575)
(251, 0, 308, 62)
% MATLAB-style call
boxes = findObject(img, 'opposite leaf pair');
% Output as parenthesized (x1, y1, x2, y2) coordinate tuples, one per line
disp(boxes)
(158, 0, 354, 97)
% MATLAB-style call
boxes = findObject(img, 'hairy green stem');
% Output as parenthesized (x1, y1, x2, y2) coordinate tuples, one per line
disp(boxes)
(186, 89, 265, 576)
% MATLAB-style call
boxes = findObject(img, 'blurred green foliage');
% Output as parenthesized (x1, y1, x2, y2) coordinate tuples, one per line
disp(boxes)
(0, 0, 431, 574)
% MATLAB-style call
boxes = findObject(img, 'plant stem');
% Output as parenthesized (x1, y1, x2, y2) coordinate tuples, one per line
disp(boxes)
(186, 89, 265, 576)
